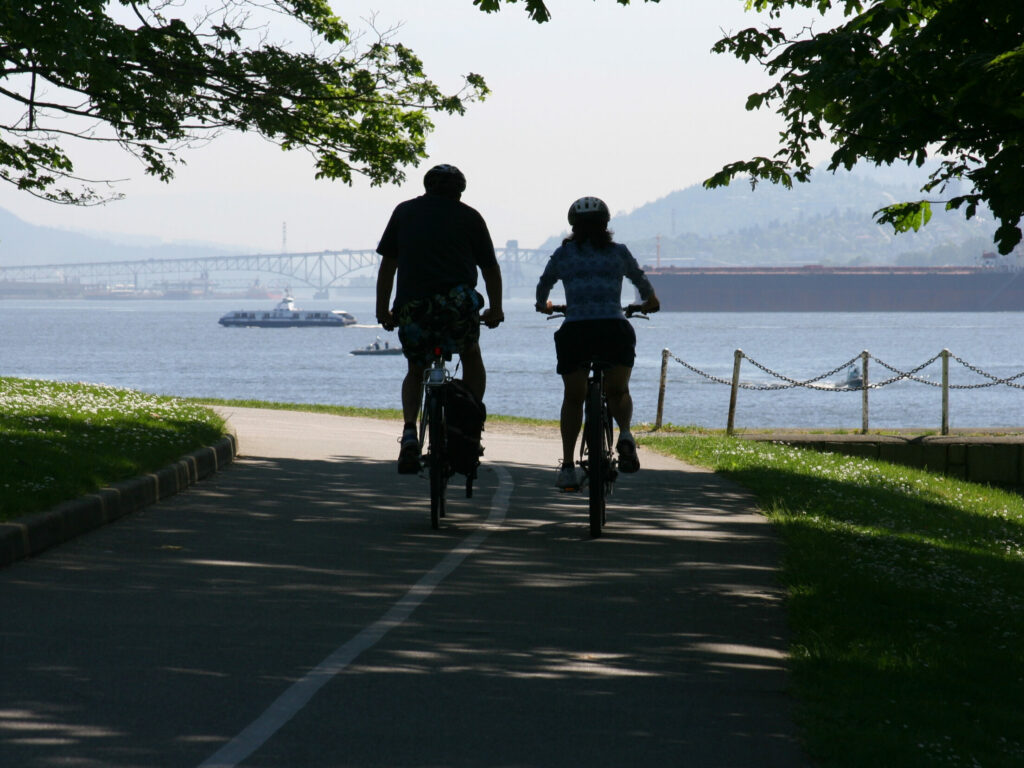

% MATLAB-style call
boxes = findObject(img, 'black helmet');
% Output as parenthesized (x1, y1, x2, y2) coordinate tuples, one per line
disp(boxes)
(567, 196, 609, 226)
(424, 164, 467, 195)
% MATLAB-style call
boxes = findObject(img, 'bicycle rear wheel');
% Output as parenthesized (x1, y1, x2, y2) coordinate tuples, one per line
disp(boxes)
(426, 390, 448, 529)
(585, 379, 606, 537)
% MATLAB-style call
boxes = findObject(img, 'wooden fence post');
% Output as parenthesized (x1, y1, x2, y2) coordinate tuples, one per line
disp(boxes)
(655, 348, 670, 430)
(861, 350, 870, 434)
(941, 348, 950, 435)
(727, 349, 743, 436)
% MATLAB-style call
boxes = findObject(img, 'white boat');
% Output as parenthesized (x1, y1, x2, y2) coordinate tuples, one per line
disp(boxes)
(844, 365, 864, 389)
(218, 297, 357, 328)
(351, 336, 403, 355)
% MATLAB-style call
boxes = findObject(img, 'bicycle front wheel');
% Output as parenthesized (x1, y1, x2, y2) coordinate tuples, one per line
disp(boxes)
(426, 390, 448, 529)
(601, 398, 614, 527)
(585, 380, 606, 538)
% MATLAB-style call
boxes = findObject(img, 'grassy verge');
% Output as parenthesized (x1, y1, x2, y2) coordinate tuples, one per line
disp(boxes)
(193, 397, 558, 428)
(193, 397, 404, 421)
(0, 378, 226, 522)
(641, 433, 1024, 767)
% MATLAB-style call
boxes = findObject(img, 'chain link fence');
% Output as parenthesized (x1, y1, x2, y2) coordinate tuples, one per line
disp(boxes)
(654, 348, 1024, 434)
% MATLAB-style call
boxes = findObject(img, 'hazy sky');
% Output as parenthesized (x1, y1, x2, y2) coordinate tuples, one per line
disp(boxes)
(0, 1, 836, 254)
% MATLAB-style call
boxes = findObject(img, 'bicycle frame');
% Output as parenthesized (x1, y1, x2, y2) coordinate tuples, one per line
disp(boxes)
(420, 349, 450, 530)
(580, 362, 616, 537)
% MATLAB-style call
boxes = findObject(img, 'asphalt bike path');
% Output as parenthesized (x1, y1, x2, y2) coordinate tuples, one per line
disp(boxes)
(0, 407, 810, 768)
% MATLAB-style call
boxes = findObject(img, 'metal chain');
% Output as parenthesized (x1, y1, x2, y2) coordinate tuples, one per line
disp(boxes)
(668, 350, 1024, 392)
(669, 355, 738, 386)
(740, 352, 862, 391)
(670, 352, 861, 392)
(949, 353, 1024, 390)
(866, 353, 944, 388)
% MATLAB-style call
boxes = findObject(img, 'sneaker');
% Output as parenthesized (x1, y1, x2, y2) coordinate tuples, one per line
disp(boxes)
(397, 431, 420, 474)
(617, 436, 640, 473)
(556, 464, 580, 490)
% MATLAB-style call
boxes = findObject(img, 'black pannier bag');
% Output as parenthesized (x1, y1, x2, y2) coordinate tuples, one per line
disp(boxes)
(445, 378, 486, 477)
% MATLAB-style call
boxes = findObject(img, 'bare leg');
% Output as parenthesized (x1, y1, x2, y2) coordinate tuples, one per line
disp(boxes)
(604, 365, 634, 441)
(560, 370, 587, 466)
(460, 342, 486, 401)
(401, 362, 424, 428)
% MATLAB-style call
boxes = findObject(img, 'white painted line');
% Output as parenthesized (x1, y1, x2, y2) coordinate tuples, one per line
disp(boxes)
(198, 465, 512, 768)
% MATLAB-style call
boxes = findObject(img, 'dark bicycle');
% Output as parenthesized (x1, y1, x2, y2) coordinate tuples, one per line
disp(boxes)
(418, 346, 479, 529)
(549, 304, 648, 537)
(581, 350, 617, 537)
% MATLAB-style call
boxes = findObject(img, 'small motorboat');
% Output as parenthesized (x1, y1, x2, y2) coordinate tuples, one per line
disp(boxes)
(844, 365, 864, 389)
(351, 336, 403, 355)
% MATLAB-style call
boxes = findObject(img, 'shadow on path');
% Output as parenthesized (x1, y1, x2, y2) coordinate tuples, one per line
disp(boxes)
(0, 446, 808, 768)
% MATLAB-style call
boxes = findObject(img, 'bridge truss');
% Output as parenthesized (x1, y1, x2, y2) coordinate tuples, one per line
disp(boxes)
(0, 246, 550, 293)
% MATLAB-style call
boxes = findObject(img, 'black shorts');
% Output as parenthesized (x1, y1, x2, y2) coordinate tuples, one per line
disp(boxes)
(553, 318, 636, 376)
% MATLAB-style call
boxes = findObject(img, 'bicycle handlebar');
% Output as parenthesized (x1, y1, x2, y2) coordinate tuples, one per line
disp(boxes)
(623, 303, 651, 319)
(545, 304, 652, 320)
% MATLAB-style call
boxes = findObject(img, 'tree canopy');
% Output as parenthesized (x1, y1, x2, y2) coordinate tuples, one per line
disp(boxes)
(473, 0, 653, 24)
(0, 1, 487, 205)
(705, 0, 1024, 255)
(479, 0, 1024, 255)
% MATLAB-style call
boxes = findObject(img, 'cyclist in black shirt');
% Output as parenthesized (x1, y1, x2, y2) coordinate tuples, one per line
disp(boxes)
(376, 164, 504, 473)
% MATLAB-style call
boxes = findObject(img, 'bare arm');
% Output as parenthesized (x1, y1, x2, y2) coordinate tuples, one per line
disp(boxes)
(480, 263, 504, 328)
(535, 254, 557, 312)
(641, 291, 660, 314)
(376, 256, 398, 330)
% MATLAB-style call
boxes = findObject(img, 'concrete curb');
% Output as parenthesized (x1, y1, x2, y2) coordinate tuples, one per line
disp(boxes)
(738, 432, 1024, 488)
(0, 434, 238, 568)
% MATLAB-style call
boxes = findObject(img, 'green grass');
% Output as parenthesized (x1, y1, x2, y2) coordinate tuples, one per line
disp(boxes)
(0, 378, 226, 521)
(642, 433, 1024, 768)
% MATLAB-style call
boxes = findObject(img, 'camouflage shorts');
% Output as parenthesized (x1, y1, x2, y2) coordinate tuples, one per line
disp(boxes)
(395, 284, 484, 367)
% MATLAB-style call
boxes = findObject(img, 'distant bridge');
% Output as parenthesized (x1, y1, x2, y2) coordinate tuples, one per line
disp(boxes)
(0, 243, 550, 295)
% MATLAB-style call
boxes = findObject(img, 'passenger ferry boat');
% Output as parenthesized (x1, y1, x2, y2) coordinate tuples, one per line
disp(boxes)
(218, 297, 357, 328)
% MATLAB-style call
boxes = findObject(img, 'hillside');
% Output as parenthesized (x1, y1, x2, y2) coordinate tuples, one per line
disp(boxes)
(0, 207, 240, 266)
(2, 161, 1005, 270)
(540, 164, 1000, 267)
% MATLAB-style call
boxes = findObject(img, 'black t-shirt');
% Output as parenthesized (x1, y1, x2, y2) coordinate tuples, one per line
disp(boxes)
(376, 194, 498, 307)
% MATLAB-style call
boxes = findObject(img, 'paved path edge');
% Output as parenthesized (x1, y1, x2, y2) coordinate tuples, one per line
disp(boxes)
(0, 433, 238, 568)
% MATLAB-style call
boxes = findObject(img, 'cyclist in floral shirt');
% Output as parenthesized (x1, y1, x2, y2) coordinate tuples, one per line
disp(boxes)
(536, 196, 659, 489)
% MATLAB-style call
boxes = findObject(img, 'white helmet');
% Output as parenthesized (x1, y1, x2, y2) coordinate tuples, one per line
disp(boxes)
(567, 196, 610, 225)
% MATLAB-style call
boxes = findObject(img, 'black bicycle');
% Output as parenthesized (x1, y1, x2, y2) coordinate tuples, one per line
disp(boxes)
(582, 352, 616, 537)
(418, 347, 450, 529)
(418, 346, 478, 529)
(548, 304, 648, 537)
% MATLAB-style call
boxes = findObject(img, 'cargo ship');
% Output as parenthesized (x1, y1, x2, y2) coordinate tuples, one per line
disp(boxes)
(642, 265, 1024, 312)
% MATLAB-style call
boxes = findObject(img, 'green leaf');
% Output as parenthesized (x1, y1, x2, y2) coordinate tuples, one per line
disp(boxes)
(874, 201, 933, 233)
(0, 1, 488, 202)
(706, 0, 1024, 254)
